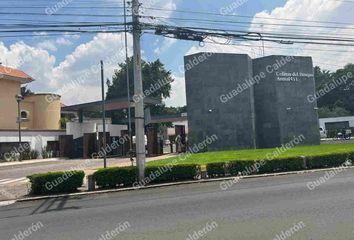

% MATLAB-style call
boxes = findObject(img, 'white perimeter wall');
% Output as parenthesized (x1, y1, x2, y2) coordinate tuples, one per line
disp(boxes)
(319, 116, 354, 129)
(66, 122, 127, 139)
(0, 130, 64, 153)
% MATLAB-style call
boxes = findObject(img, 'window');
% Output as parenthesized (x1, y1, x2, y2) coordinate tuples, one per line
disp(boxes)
(20, 111, 28, 119)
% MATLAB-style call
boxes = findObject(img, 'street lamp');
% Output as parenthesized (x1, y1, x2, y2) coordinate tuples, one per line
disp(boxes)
(15, 94, 24, 147)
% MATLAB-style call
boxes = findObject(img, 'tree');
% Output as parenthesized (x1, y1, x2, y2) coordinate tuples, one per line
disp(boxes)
(106, 58, 174, 123)
(318, 106, 350, 118)
(314, 66, 331, 88)
(314, 64, 354, 116)
(21, 85, 33, 96)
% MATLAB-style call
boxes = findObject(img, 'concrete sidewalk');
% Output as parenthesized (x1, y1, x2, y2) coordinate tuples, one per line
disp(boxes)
(0, 153, 178, 201)
(0, 158, 62, 168)
(0, 153, 177, 168)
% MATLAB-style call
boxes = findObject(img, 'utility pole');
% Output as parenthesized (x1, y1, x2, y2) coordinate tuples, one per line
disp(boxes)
(261, 24, 265, 56)
(15, 94, 24, 149)
(132, 0, 145, 182)
(100, 60, 107, 168)
(124, 0, 134, 166)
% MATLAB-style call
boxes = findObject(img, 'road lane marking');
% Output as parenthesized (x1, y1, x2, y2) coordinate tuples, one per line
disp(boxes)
(0, 178, 10, 183)
(0, 200, 16, 207)
(0, 178, 28, 185)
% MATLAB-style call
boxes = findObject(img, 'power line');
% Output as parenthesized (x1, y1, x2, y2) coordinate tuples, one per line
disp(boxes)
(329, 0, 354, 3)
(144, 16, 354, 31)
(0, 0, 116, 2)
(0, 19, 126, 25)
(148, 17, 354, 39)
(0, 31, 127, 38)
(181, 37, 350, 68)
(0, 29, 126, 34)
(0, 12, 128, 17)
(209, 40, 354, 54)
(142, 23, 354, 47)
(143, 7, 354, 26)
(0, 6, 125, 10)
(0, 22, 130, 29)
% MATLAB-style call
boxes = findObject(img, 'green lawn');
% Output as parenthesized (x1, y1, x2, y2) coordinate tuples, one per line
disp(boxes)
(148, 143, 354, 166)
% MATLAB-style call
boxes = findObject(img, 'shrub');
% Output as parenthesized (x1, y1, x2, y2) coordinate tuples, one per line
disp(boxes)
(42, 148, 53, 159)
(206, 163, 226, 178)
(227, 160, 257, 176)
(27, 171, 85, 194)
(146, 164, 200, 184)
(258, 157, 305, 174)
(20, 149, 39, 160)
(172, 165, 200, 181)
(306, 153, 349, 169)
(94, 167, 137, 188)
(348, 152, 354, 164)
(145, 166, 173, 183)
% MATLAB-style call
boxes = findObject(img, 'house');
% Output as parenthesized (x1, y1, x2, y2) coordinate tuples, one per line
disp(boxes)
(0, 65, 64, 159)
(319, 116, 354, 138)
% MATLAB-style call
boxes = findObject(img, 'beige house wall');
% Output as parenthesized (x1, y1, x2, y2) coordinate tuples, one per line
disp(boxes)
(24, 95, 61, 130)
(21, 101, 34, 129)
(0, 79, 61, 130)
(0, 79, 21, 129)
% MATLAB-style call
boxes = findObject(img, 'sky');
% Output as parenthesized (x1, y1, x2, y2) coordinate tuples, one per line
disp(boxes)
(0, 0, 353, 107)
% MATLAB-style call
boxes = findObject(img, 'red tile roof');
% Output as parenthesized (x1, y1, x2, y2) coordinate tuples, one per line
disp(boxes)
(0, 65, 34, 83)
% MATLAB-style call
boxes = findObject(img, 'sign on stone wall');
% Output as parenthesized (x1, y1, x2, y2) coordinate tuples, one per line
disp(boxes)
(276, 71, 314, 82)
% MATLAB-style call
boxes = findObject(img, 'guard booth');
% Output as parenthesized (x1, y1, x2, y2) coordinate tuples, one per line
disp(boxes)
(147, 114, 188, 154)
(60, 97, 161, 159)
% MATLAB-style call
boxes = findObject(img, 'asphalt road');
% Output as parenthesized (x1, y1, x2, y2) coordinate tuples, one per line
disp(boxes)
(1, 168, 354, 240)
(0, 158, 132, 201)
(0, 155, 172, 201)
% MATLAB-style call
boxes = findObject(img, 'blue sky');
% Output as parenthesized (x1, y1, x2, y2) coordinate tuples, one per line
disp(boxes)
(0, 0, 353, 106)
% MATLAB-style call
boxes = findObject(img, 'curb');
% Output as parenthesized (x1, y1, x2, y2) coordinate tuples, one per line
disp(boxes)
(15, 165, 354, 203)
(0, 158, 62, 168)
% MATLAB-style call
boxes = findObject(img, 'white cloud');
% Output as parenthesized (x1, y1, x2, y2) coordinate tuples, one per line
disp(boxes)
(56, 37, 73, 46)
(165, 75, 186, 107)
(48, 33, 132, 104)
(37, 40, 58, 52)
(154, 38, 177, 54)
(247, 0, 353, 70)
(174, 0, 354, 108)
(36, 35, 74, 52)
(0, 0, 177, 106)
(184, 0, 354, 71)
(3, 0, 352, 109)
(0, 33, 132, 105)
(0, 41, 56, 91)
